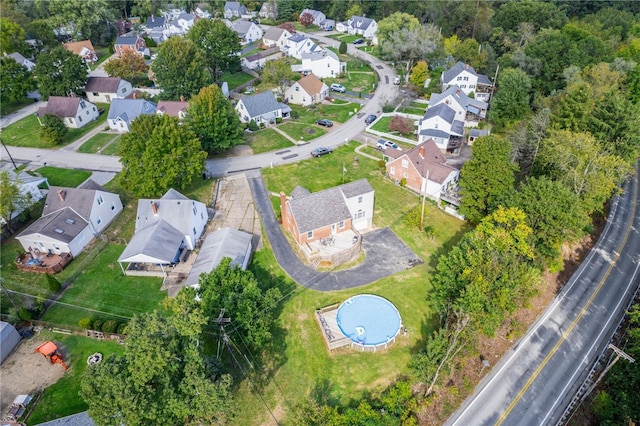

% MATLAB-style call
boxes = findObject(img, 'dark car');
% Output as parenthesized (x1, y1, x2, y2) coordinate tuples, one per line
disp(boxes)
(316, 119, 334, 127)
(353, 39, 365, 45)
(364, 114, 377, 125)
(311, 147, 333, 157)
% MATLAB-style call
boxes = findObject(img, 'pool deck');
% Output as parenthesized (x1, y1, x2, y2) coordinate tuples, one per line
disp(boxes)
(316, 306, 351, 351)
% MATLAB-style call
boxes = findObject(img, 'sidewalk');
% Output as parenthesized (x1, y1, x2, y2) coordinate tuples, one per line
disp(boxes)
(0, 101, 46, 129)
(270, 126, 299, 144)
(60, 124, 109, 152)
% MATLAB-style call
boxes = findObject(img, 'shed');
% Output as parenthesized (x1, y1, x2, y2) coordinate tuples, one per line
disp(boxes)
(1, 321, 21, 364)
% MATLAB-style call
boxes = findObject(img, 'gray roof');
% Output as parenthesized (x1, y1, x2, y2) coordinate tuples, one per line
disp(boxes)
(263, 27, 286, 41)
(477, 74, 492, 86)
(419, 128, 451, 139)
(231, 19, 254, 36)
(107, 99, 157, 123)
(291, 186, 310, 198)
(224, 1, 246, 13)
(85, 77, 124, 93)
(17, 208, 88, 243)
(43, 181, 106, 219)
(424, 103, 456, 123)
(185, 227, 253, 286)
(145, 16, 165, 28)
(115, 36, 140, 45)
(118, 220, 183, 264)
(302, 48, 339, 62)
(470, 128, 490, 138)
(135, 188, 205, 239)
(35, 411, 95, 426)
(177, 12, 194, 21)
(239, 91, 281, 118)
(288, 179, 373, 233)
(441, 61, 492, 87)
(429, 85, 487, 110)
(288, 33, 307, 43)
(348, 15, 375, 30)
(37, 96, 82, 119)
(451, 120, 465, 135)
(7, 52, 31, 65)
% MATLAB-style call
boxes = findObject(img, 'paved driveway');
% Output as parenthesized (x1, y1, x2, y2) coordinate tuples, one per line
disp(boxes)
(247, 173, 422, 291)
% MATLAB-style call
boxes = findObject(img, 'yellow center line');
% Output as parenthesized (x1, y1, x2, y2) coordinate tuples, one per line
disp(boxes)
(496, 166, 639, 425)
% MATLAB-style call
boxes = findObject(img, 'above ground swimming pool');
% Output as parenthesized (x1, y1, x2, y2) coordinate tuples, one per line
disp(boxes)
(336, 294, 402, 347)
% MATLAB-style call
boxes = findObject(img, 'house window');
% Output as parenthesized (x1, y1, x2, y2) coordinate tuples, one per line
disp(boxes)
(201, 212, 204, 219)
(97, 195, 104, 205)
(290, 95, 293, 100)
(192, 206, 197, 215)
(460, 85, 466, 89)
(111, 203, 116, 211)
(358, 196, 362, 203)
(355, 210, 365, 219)
(295, 86, 299, 91)
(80, 101, 86, 108)
(92, 92, 99, 96)
(86, 109, 90, 115)
(457, 76, 462, 81)
(307, 230, 313, 239)
(79, 116, 83, 122)
(303, 97, 306, 102)
(403, 171, 408, 178)
(390, 166, 395, 175)
(463, 76, 469, 81)
(193, 227, 196, 235)
(469, 84, 475, 89)
(54, 245, 60, 251)
(92, 107, 96, 112)
(401, 159, 408, 168)
(121, 87, 127, 93)
(339, 220, 344, 228)
(96, 216, 102, 225)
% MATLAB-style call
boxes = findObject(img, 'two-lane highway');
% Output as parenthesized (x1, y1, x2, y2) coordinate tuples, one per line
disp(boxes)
(446, 162, 640, 426)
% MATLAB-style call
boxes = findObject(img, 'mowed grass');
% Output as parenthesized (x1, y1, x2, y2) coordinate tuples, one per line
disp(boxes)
(290, 101, 361, 124)
(220, 71, 255, 90)
(101, 138, 120, 155)
(278, 121, 327, 142)
(1, 97, 34, 116)
(25, 332, 126, 425)
(245, 128, 294, 154)
(34, 166, 91, 187)
(78, 133, 119, 154)
(324, 71, 377, 94)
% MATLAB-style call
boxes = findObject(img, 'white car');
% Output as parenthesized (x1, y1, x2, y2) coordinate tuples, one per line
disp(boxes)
(376, 139, 401, 151)
(330, 83, 346, 93)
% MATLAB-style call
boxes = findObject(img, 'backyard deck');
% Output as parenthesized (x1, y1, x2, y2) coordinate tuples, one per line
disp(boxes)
(14, 252, 73, 274)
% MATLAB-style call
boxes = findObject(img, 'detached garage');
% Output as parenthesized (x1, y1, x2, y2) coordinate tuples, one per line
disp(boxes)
(1, 321, 21, 364)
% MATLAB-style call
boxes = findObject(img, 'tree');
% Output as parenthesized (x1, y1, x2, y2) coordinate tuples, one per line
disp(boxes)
(131, 0, 164, 18)
(118, 114, 207, 197)
(0, 57, 36, 104)
(389, 115, 414, 135)
(338, 41, 347, 54)
(187, 19, 241, 83)
(39, 114, 68, 146)
(345, 4, 363, 20)
(509, 108, 551, 179)
(81, 311, 235, 426)
(587, 91, 640, 161)
(443, 36, 488, 71)
(25, 19, 57, 51)
(379, 24, 441, 83)
(377, 12, 421, 46)
(490, 67, 532, 129)
(0, 170, 33, 232)
(197, 258, 282, 351)
(490, 1, 567, 34)
(152, 37, 211, 101)
(103, 49, 149, 81)
(459, 135, 518, 224)
(299, 12, 313, 27)
(34, 46, 87, 100)
(0, 17, 27, 55)
(261, 57, 298, 96)
(186, 84, 244, 155)
(409, 60, 428, 87)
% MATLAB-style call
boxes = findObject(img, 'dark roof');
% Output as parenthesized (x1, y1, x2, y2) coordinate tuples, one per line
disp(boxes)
(419, 128, 451, 139)
(429, 85, 488, 110)
(43, 182, 105, 219)
(340, 179, 374, 198)
(107, 99, 157, 123)
(17, 208, 88, 243)
(348, 15, 375, 30)
(239, 91, 281, 118)
(118, 220, 184, 264)
(477, 74, 492, 86)
(115, 36, 140, 45)
(146, 16, 165, 28)
(395, 139, 458, 184)
(441, 61, 476, 83)
(469, 129, 490, 138)
(264, 27, 287, 40)
(424, 103, 456, 123)
(288, 33, 307, 43)
(37, 96, 82, 119)
(79, 179, 106, 191)
(85, 77, 123, 93)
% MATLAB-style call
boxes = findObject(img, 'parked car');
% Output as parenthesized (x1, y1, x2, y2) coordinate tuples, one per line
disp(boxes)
(393, 76, 401, 85)
(316, 119, 333, 127)
(330, 83, 346, 93)
(353, 39, 365, 45)
(364, 114, 377, 125)
(376, 139, 400, 151)
(311, 147, 333, 157)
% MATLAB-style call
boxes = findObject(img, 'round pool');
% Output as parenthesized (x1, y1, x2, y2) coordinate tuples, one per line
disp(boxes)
(337, 294, 402, 347)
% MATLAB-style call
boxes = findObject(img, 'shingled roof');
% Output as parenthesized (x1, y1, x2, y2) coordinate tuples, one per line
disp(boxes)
(387, 139, 458, 184)
(85, 77, 123, 93)
(239, 91, 281, 118)
(43, 180, 107, 219)
(63, 40, 96, 56)
(37, 96, 82, 119)
(17, 208, 88, 243)
(296, 73, 325, 96)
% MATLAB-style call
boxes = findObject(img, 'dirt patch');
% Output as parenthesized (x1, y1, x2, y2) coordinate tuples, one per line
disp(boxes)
(0, 338, 66, 415)
(218, 144, 254, 158)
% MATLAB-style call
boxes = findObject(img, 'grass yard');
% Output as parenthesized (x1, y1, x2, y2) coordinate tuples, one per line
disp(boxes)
(324, 71, 377, 94)
(25, 332, 126, 425)
(398, 106, 426, 116)
(289, 101, 361, 124)
(220, 71, 255, 90)
(370, 116, 392, 132)
(77, 133, 119, 154)
(35, 166, 91, 187)
(278, 121, 327, 142)
(245, 128, 293, 154)
(1, 97, 34, 116)
(90, 46, 112, 70)
(101, 138, 120, 156)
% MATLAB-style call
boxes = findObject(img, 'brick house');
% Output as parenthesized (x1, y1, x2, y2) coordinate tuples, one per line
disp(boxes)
(114, 35, 147, 57)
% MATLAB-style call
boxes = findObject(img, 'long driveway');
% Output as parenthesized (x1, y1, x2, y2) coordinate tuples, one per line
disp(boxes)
(247, 172, 422, 290)
(446, 163, 640, 425)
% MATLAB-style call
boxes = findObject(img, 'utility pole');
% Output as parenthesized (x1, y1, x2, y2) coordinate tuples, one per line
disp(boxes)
(583, 343, 635, 399)
(213, 308, 231, 362)
(420, 170, 429, 232)
(1, 138, 19, 171)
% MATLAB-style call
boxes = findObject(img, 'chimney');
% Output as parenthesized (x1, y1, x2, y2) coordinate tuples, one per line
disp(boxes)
(151, 201, 158, 215)
(279, 192, 287, 225)
(456, 89, 460, 97)
(419, 145, 425, 159)
(180, 95, 185, 102)
(58, 190, 66, 202)
(465, 63, 470, 70)
(132, 91, 137, 99)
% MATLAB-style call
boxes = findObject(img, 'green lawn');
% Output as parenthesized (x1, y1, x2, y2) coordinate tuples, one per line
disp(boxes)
(90, 46, 112, 70)
(78, 133, 119, 154)
(370, 116, 418, 142)
(324, 71, 377, 94)
(245, 128, 294, 154)
(35, 166, 91, 187)
(0, 97, 34, 116)
(398, 106, 426, 116)
(289, 101, 361, 124)
(220, 71, 255, 90)
(101, 138, 120, 156)
(25, 333, 126, 425)
(277, 121, 327, 142)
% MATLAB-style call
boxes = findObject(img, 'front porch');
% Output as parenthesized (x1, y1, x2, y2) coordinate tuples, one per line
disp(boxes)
(14, 252, 73, 274)
(300, 229, 361, 268)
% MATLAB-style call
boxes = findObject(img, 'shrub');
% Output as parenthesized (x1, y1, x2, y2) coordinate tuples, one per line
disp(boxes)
(92, 319, 103, 331)
(143, 36, 156, 48)
(390, 115, 414, 135)
(102, 320, 118, 333)
(400, 177, 407, 187)
(339, 41, 347, 54)
(18, 307, 32, 321)
(79, 318, 93, 329)
(382, 103, 395, 113)
(378, 159, 386, 169)
(259, 122, 265, 128)
(275, 117, 282, 124)
(39, 114, 68, 145)
(116, 322, 128, 335)
(45, 274, 61, 292)
(248, 119, 259, 131)
(290, 109, 299, 119)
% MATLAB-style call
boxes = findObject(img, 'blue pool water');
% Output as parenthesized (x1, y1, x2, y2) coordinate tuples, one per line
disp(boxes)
(337, 294, 402, 346)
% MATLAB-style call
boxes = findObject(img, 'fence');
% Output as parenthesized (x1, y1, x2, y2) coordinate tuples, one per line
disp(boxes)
(365, 112, 423, 146)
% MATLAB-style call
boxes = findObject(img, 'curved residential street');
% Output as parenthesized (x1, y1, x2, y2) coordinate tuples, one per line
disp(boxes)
(446, 163, 640, 426)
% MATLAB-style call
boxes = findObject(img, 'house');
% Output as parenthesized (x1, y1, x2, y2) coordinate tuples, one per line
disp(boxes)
(336, 21, 349, 33)
(468, 128, 490, 146)
(417, 103, 465, 154)
(84, 77, 133, 103)
(292, 49, 344, 79)
(145, 15, 168, 43)
(0, 170, 48, 226)
(1, 321, 21, 364)
(285, 73, 328, 106)
(384, 139, 459, 201)
(321, 19, 335, 31)
(156, 100, 189, 120)
(114, 18, 133, 36)
(16, 180, 123, 257)
(241, 50, 282, 70)
(37, 96, 99, 129)
(346, 15, 377, 39)
(224, 1, 248, 19)
(117, 189, 208, 275)
(107, 98, 157, 132)
(229, 19, 263, 45)
(262, 27, 291, 49)
(185, 227, 253, 288)
(300, 9, 326, 27)
(63, 40, 98, 64)
(284, 33, 320, 59)
(235, 91, 291, 125)
(114, 35, 147, 57)
(259, 1, 277, 20)
(440, 61, 493, 102)
(165, 12, 197, 36)
(428, 85, 488, 127)
(5, 52, 36, 71)
(280, 179, 374, 247)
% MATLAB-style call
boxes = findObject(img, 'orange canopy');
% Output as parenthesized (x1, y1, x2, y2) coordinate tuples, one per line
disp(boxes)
(36, 341, 58, 356)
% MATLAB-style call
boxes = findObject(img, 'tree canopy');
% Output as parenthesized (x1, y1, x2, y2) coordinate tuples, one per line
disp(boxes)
(118, 114, 207, 197)
(379, 24, 441, 82)
(187, 19, 241, 83)
(261, 57, 299, 95)
(0, 56, 36, 104)
(34, 46, 87, 99)
(490, 67, 532, 129)
(0, 17, 27, 55)
(0, 170, 33, 231)
(103, 49, 149, 81)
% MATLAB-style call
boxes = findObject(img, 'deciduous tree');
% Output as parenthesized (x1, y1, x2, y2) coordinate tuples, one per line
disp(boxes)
(299, 12, 313, 27)
(186, 84, 244, 155)
(377, 12, 421, 46)
(409, 60, 428, 87)
(39, 114, 68, 146)
(187, 18, 241, 83)
(34, 46, 87, 99)
(0, 57, 36, 104)
(490, 67, 532, 129)
(379, 24, 441, 83)
(261, 57, 298, 95)
(0, 171, 33, 232)
(103, 49, 149, 81)
(389, 115, 414, 135)
(0, 18, 27, 55)
(118, 114, 207, 197)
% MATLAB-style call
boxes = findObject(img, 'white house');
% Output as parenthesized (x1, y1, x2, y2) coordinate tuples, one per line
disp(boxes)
(6, 52, 35, 71)
(418, 103, 465, 154)
(107, 98, 157, 132)
(428, 85, 488, 127)
(84, 77, 133, 103)
(229, 19, 263, 45)
(241, 50, 282, 70)
(262, 27, 291, 48)
(285, 73, 328, 106)
(300, 9, 326, 27)
(346, 16, 377, 39)
(0, 170, 48, 226)
(235, 91, 291, 125)
(63, 40, 99, 65)
(284, 33, 320, 59)
(37, 96, 99, 129)
(440, 61, 493, 102)
(16, 180, 123, 257)
(259, 1, 277, 20)
(292, 49, 344, 79)
(156, 100, 189, 120)
(224, 1, 248, 19)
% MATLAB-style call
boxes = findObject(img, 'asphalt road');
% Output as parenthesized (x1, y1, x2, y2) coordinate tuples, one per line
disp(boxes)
(446, 163, 640, 426)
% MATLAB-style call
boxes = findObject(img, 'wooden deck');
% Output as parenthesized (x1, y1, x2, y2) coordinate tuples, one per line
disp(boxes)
(14, 252, 73, 274)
